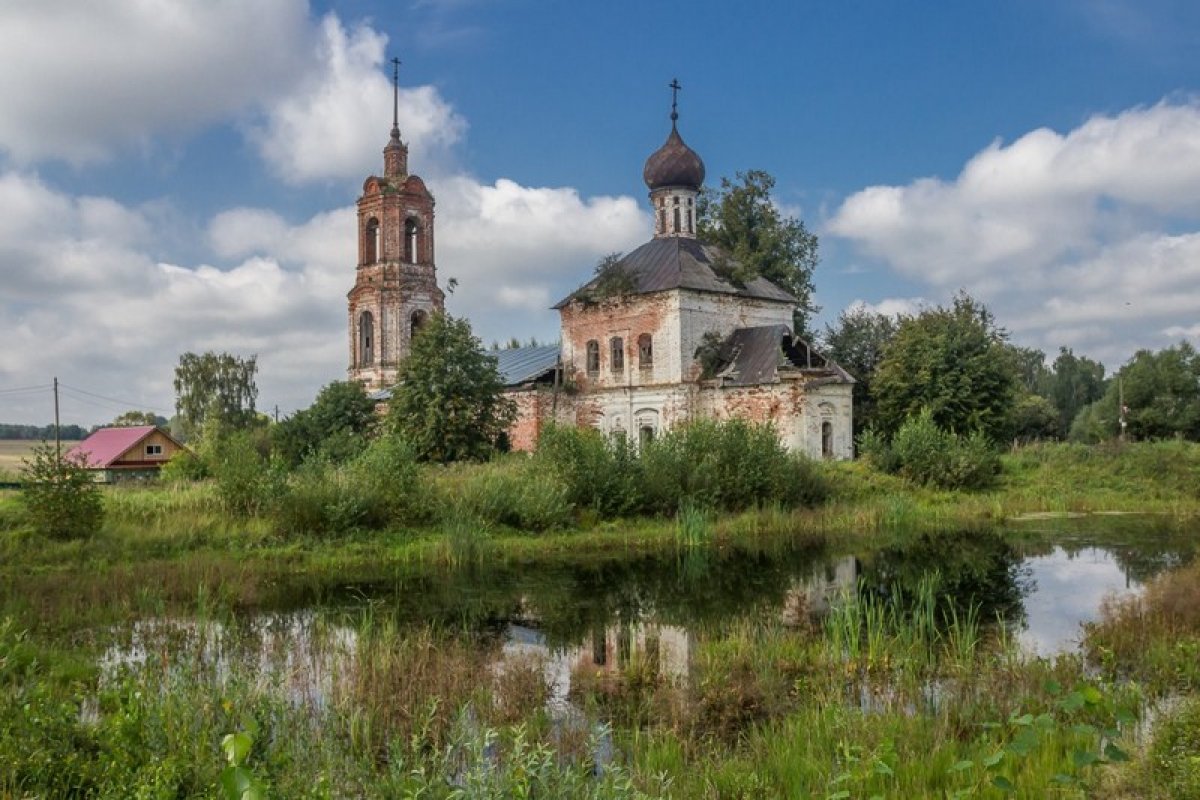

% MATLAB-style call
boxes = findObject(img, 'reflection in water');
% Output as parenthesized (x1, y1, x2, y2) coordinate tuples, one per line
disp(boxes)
(99, 521, 1198, 702)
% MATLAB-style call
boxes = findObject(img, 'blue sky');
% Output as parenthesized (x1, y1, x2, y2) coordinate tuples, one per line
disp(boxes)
(2, 0, 1199, 425)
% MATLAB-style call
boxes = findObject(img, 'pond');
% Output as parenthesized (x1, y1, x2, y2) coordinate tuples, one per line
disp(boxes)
(102, 514, 1198, 700)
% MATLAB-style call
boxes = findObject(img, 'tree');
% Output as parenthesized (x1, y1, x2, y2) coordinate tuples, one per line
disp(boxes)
(1009, 392, 1060, 444)
(821, 306, 898, 436)
(1007, 345, 1049, 395)
(272, 381, 378, 466)
(1097, 343, 1200, 441)
(173, 352, 259, 441)
(697, 170, 819, 335)
(387, 313, 516, 462)
(872, 293, 1018, 441)
(109, 410, 167, 428)
(1044, 347, 1106, 437)
(20, 443, 104, 539)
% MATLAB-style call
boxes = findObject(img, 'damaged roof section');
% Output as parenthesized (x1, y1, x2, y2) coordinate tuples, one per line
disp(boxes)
(709, 324, 854, 388)
(554, 238, 795, 307)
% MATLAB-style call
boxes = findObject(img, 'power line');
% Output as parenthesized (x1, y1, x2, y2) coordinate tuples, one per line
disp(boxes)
(57, 382, 172, 415)
(0, 383, 51, 396)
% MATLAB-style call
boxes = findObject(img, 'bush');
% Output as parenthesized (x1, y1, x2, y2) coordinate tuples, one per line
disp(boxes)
(274, 435, 424, 537)
(535, 425, 644, 518)
(441, 457, 572, 532)
(18, 443, 104, 539)
(870, 410, 1000, 491)
(211, 431, 284, 517)
(159, 448, 209, 482)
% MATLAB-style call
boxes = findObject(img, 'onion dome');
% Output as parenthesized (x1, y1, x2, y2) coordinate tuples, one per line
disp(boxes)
(642, 123, 705, 191)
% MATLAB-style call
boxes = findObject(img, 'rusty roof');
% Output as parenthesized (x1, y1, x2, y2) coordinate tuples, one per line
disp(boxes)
(712, 325, 855, 387)
(554, 237, 796, 308)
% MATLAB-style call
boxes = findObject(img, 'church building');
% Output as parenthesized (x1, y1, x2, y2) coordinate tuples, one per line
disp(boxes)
(352, 72, 853, 459)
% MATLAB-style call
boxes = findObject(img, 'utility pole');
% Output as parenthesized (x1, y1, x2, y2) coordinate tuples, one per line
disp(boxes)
(273, 404, 279, 423)
(53, 376, 62, 462)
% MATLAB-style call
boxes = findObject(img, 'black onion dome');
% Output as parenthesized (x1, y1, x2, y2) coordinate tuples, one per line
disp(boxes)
(642, 125, 705, 191)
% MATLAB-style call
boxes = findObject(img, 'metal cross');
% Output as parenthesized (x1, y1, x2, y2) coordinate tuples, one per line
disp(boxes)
(669, 78, 681, 121)
(391, 57, 402, 128)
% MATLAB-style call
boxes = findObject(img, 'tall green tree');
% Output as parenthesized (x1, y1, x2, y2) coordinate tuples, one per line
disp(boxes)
(272, 381, 378, 466)
(697, 170, 819, 335)
(1084, 342, 1200, 441)
(1046, 347, 1107, 437)
(387, 313, 515, 463)
(821, 306, 898, 436)
(173, 352, 259, 441)
(872, 293, 1018, 441)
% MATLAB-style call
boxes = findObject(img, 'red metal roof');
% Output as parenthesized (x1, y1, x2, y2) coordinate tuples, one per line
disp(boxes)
(66, 426, 158, 468)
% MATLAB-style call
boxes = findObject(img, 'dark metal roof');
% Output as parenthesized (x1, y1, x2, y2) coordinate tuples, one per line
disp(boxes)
(367, 345, 559, 401)
(713, 325, 855, 387)
(643, 125, 705, 190)
(554, 237, 795, 308)
(493, 344, 560, 386)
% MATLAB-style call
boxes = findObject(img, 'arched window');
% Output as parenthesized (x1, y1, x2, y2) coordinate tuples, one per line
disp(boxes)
(410, 309, 428, 340)
(821, 421, 834, 459)
(658, 207, 666, 234)
(585, 340, 600, 374)
(673, 206, 681, 233)
(364, 218, 379, 264)
(687, 209, 694, 233)
(358, 310, 374, 366)
(638, 333, 653, 368)
(610, 337, 624, 371)
(404, 218, 420, 263)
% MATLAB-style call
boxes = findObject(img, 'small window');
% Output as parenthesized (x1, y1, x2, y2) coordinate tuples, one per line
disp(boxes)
(821, 421, 834, 459)
(673, 206, 680, 233)
(586, 340, 600, 374)
(638, 333, 653, 368)
(658, 208, 666, 234)
(145, 444, 163, 456)
(639, 425, 655, 449)
(358, 310, 374, 366)
(404, 218, 420, 263)
(610, 337, 624, 371)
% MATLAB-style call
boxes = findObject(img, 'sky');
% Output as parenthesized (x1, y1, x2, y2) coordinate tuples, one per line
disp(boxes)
(2, 0, 1199, 426)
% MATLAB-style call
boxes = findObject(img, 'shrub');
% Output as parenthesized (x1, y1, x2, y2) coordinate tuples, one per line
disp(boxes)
(211, 431, 284, 517)
(871, 410, 1000, 490)
(18, 443, 104, 539)
(159, 448, 209, 482)
(443, 457, 572, 532)
(535, 425, 644, 518)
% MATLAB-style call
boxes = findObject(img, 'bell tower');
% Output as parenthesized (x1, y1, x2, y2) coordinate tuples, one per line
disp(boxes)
(347, 57, 445, 391)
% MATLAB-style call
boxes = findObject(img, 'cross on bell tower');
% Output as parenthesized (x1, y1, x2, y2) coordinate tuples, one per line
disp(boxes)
(346, 56, 444, 391)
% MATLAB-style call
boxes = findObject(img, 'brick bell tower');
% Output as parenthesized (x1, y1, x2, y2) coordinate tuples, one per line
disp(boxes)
(347, 57, 445, 391)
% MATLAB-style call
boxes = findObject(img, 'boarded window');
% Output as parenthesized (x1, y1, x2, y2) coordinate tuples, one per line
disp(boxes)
(358, 310, 374, 366)
(638, 333, 653, 368)
(586, 340, 600, 374)
(364, 218, 379, 264)
(610, 337, 624, 371)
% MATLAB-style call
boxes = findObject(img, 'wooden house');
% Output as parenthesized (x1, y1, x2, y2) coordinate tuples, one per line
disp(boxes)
(66, 426, 187, 482)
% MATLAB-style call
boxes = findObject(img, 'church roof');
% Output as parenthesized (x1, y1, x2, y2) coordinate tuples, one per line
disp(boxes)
(710, 324, 854, 387)
(643, 125, 705, 191)
(554, 237, 796, 308)
(493, 344, 560, 386)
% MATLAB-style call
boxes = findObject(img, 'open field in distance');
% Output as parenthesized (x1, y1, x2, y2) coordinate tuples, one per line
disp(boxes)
(0, 440, 36, 473)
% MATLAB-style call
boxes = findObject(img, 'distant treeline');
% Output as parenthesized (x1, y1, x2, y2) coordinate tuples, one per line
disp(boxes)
(0, 423, 87, 440)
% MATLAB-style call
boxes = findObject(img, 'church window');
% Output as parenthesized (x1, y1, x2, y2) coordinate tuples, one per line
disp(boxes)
(586, 340, 600, 374)
(673, 206, 680, 233)
(821, 421, 834, 459)
(639, 424, 655, 449)
(358, 310, 374, 366)
(638, 333, 653, 368)
(658, 207, 666, 234)
(365, 218, 379, 264)
(687, 209, 694, 233)
(404, 218, 420, 263)
(410, 309, 428, 340)
(610, 337, 624, 371)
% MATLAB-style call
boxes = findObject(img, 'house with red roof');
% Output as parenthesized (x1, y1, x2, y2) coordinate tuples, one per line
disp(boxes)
(66, 426, 187, 482)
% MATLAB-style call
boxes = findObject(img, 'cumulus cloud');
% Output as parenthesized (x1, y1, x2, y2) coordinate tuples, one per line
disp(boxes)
(250, 15, 467, 183)
(829, 100, 1200, 365)
(0, 0, 312, 163)
(844, 297, 929, 319)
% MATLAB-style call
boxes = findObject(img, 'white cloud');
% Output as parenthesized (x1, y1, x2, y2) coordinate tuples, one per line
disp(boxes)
(845, 297, 928, 319)
(0, 0, 312, 163)
(249, 15, 467, 184)
(828, 100, 1200, 365)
